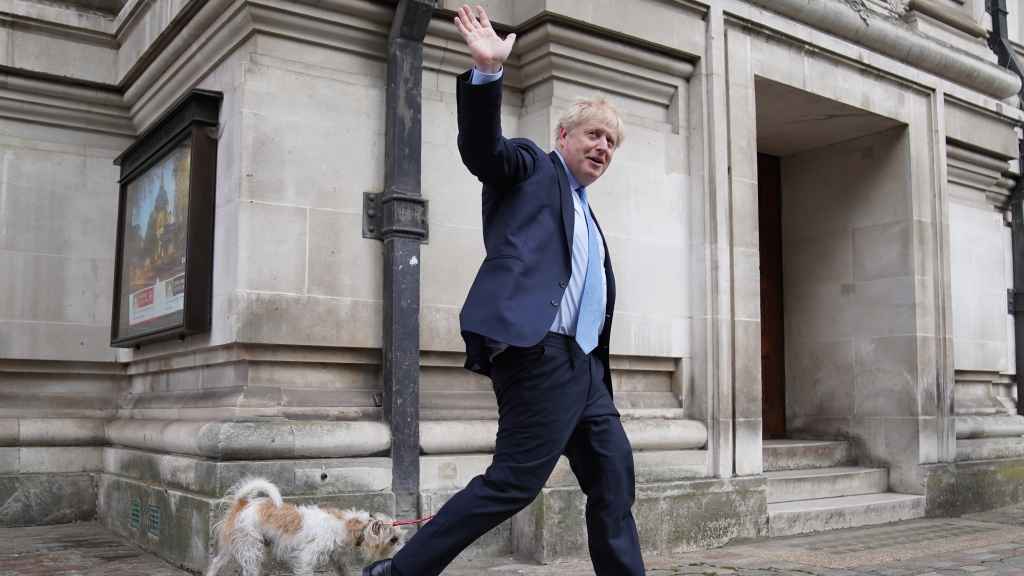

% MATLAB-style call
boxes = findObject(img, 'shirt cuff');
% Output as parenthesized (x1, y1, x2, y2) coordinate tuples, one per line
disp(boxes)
(470, 67, 503, 85)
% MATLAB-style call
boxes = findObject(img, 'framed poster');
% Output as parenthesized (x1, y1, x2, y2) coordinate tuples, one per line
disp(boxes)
(111, 90, 221, 347)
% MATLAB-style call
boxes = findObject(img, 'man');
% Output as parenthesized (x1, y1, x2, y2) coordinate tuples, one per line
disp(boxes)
(364, 5, 645, 575)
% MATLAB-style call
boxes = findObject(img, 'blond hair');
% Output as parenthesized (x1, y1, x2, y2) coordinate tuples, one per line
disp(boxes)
(554, 97, 625, 147)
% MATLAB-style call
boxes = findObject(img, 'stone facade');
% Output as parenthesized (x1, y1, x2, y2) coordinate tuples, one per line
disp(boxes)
(2, 0, 1024, 572)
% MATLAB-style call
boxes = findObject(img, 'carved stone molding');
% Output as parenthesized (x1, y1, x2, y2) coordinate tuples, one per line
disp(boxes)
(908, 0, 987, 38)
(954, 370, 1017, 418)
(956, 415, 1024, 438)
(13, 0, 1013, 134)
(57, 0, 125, 16)
(420, 418, 708, 455)
(946, 141, 1015, 208)
(126, 0, 392, 129)
(514, 22, 691, 106)
(0, 358, 123, 376)
(105, 418, 391, 459)
(0, 418, 108, 446)
(842, 0, 911, 21)
(0, 72, 132, 134)
(422, 16, 693, 106)
(746, 0, 1019, 99)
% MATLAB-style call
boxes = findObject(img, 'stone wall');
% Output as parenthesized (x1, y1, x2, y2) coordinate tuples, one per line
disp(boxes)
(781, 128, 924, 485)
(3, 0, 1024, 570)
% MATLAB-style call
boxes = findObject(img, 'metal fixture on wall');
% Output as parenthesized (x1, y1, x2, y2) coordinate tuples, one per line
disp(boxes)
(988, 0, 1024, 415)
(364, 0, 435, 522)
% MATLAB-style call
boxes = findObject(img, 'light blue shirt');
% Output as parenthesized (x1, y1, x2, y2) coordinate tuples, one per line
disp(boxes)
(549, 150, 607, 337)
(470, 68, 607, 339)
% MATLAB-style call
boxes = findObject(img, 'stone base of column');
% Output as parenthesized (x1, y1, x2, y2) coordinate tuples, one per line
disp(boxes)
(0, 429, 105, 527)
(923, 458, 1024, 516)
(97, 447, 395, 573)
(0, 472, 97, 526)
(956, 415, 1024, 439)
(958, 436, 1024, 460)
(511, 476, 767, 563)
(416, 450, 766, 564)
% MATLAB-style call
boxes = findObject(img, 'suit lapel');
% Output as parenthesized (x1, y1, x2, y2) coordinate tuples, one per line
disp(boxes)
(550, 151, 574, 253)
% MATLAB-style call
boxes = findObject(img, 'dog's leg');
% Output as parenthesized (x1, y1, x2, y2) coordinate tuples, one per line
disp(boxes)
(291, 550, 319, 576)
(233, 535, 265, 576)
(204, 550, 231, 576)
(328, 556, 349, 576)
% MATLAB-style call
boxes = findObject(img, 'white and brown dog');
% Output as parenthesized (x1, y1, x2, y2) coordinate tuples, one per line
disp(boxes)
(206, 477, 405, 576)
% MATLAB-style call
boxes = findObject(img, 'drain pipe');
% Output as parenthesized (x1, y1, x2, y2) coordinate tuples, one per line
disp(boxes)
(363, 0, 435, 521)
(988, 0, 1024, 415)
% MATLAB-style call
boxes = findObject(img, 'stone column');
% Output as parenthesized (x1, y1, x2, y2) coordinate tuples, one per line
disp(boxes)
(947, 141, 1024, 459)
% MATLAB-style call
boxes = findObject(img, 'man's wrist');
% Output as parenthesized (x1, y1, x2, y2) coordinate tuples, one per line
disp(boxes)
(470, 67, 502, 85)
(475, 61, 502, 74)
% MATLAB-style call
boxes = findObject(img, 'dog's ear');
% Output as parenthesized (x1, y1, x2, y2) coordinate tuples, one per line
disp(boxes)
(370, 519, 383, 536)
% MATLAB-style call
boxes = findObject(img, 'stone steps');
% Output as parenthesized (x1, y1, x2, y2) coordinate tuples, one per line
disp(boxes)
(763, 439, 925, 537)
(765, 466, 888, 503)
(767, 492, 926, 537)
(763, 439, 853, 471)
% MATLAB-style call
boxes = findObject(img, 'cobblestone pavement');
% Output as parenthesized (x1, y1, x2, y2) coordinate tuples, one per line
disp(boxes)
(2, 504, 1024, 575)
(0, 523, 187, 576)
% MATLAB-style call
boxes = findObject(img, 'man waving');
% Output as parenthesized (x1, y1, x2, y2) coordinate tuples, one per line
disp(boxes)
(364, 5, 644, 575)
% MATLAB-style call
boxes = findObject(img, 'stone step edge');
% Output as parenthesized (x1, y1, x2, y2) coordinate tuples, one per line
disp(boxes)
(764, 466, 889, 504)
(762, 439, 854, 472)
(767, 493, 926, 536)
(767, 492, 925, 514)
(763, 466, 887, 480)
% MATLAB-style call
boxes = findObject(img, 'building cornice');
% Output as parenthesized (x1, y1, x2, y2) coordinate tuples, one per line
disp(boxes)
(946, 140, 1015, 207)
(908, 0, 987, 39)
(3, 0, 1020, 137)
(1, 0, 114, 33)
(0, 11, 116, 47)
(515, 21, 693, 105)
(126, 0, 395, 130)
(424, 16, 694, 107)
(0, 68, 131, 134)
(746, 0, 1020, 99)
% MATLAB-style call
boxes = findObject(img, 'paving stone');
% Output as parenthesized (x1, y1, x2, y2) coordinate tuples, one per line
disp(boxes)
(1, 504, 1024, 575)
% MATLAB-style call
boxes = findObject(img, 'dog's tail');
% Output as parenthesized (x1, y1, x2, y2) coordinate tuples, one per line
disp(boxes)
(224, 477, 284, 507)
(210, 477, 284, 552)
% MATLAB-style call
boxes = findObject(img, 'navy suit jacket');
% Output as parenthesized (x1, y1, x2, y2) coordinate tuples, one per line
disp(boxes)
(456, 70, 617, 396)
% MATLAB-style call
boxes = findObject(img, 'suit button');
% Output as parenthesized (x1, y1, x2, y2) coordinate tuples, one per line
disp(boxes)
(559, 280, 567, 288)
(550, 299, 559, 307)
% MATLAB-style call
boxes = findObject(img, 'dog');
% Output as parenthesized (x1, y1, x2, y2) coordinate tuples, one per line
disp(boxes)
(206, 477, 405, 576)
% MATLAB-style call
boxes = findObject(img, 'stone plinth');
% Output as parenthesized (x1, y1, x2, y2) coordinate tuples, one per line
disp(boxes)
(99, 447, 395, 573)
(513, 477, 766, 563)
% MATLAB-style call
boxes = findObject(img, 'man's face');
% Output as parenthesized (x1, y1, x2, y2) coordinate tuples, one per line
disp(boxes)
(557, 120, 618, 187)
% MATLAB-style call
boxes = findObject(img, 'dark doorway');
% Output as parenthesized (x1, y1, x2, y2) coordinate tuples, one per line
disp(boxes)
(758, 153, 786, 438)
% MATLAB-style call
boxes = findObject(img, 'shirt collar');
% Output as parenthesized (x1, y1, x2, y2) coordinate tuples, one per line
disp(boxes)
(553, 150, 582, 193)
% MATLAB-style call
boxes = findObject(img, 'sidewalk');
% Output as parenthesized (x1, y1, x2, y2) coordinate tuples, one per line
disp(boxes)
(2, 504, 1023, 575)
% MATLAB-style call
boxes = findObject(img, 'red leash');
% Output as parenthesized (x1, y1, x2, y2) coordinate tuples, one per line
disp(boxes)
(392, 514, 434, 526)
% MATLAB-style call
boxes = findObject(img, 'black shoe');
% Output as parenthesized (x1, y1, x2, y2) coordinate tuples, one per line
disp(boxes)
(363, 559, 394, 576)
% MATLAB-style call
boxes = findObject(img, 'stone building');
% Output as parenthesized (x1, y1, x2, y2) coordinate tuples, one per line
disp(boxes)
(3, 0, 1024, 571)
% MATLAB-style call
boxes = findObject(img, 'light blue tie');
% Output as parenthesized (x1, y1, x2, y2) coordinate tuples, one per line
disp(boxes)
(575, 187, 604, 354)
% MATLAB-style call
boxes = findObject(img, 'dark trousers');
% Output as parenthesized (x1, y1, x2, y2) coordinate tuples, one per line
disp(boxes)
(392, 332, 645, 576)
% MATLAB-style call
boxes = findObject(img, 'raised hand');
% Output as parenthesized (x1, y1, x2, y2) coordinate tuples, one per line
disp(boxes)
(453, 4, 516, 74)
